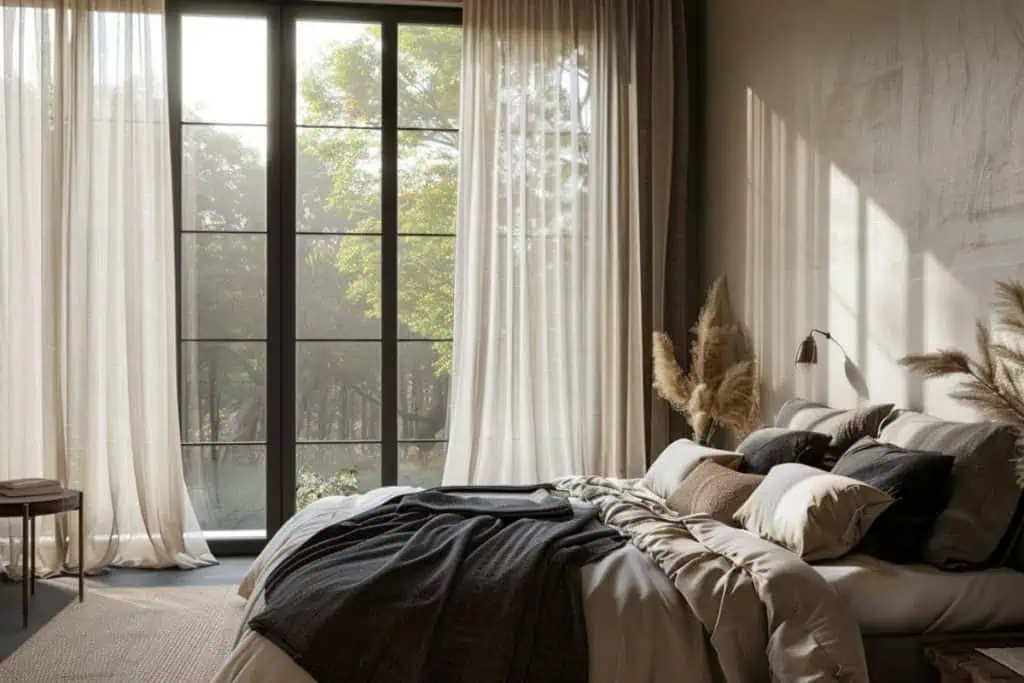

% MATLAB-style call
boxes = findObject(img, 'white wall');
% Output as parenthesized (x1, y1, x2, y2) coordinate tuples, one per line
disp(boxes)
(702, 0, 1024, 420)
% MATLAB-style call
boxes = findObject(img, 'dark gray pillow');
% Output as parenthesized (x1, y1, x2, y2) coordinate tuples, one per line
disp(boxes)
(774, 398, 894, 454)
(832, 437, 955, 563)
(736, 427, 832, 475)
(878, 409, 1022, 568)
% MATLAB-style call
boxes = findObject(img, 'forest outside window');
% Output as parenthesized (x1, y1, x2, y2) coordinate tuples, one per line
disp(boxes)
(171, 3, 461, 544)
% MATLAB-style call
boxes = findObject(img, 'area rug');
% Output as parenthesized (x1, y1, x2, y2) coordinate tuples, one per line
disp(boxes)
(0, 579, 244, 682)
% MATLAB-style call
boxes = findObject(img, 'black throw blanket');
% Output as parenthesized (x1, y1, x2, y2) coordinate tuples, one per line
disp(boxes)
(249, 485, 624, 683)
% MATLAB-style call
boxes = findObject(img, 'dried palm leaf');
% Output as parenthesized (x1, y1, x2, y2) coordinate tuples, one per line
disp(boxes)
(992, 342, 1024, 370)
(948, 378, 1023, 426)
(995, 360, 1024, 417)
(976, 322, 996, 382)
(901, 280, 1024, 485)
(994, 280, 1024, 337)
(899, 349, 972, 378)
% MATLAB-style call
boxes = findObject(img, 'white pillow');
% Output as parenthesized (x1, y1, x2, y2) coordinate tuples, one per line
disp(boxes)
(641, 439, 742, 499)
(734, 463, 893, 561)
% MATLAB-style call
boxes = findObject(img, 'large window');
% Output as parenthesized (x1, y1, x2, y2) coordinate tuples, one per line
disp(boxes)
(169, 3, 461, 547)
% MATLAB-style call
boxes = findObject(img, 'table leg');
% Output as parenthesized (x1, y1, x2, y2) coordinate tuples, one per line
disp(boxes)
(78, 493, 84, 602)
(30, 516, 35, 596)
(21, 504, 28, 628)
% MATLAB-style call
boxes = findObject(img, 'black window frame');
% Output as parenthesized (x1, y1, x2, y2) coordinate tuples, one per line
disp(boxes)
(167, 0, 461, 555)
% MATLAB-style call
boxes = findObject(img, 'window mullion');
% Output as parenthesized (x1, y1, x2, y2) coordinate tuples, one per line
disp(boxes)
(268, 4, 296, 529)
(380, 19, 399, 487)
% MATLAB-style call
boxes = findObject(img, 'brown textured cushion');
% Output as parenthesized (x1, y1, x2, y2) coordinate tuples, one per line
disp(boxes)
(878, 409, 1022, 568)
(666, 460, 764, 524)
(642, 439, 742, 498)
(774, 398, 894, 456)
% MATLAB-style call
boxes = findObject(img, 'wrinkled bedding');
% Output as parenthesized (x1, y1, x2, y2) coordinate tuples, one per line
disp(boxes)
(213, 478, 868, 683)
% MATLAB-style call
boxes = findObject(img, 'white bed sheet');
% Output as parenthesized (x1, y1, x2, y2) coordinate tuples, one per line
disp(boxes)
(813, 553, 1024, 635)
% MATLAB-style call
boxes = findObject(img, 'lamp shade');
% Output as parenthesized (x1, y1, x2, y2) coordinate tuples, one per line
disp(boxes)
(794, 334, 818, 364)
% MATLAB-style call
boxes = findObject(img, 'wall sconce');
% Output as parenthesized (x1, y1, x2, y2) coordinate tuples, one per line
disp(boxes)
(794, 328, 871, 399)
(794, 328, 841, 365)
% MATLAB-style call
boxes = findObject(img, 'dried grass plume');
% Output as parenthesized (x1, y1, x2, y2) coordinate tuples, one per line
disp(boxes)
(899, 279, 1024, 488)
(652, 276, 761, 444)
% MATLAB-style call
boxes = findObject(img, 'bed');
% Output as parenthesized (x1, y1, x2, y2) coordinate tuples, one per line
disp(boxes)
(810, 554, 1024, 683)
(212, 398, 1024, 683)
(212, 479, 870, 683)
(814, 553, 1024, 636)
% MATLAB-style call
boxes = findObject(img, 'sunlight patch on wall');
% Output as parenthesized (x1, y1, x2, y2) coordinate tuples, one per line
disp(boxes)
(863, 198, 909, 407)
(826, 163, 860, 408)
(921, 250, 978, 418)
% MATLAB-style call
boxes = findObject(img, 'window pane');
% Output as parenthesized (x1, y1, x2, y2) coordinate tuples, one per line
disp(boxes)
(297, 128, 380, 233)
(399, 442, 446, 489)
(297, 21, 381, 127)
(297, 444, 381, 508)
(398, 341, 451, 440)
(180, 342, 266, 443)
(182, 16, 266, 124)
(398, 24, 461, 129)
(398, 130, 457, 235)
(181, 234, 266, 339)
(297, 235, 380, 339)
(183, 125, 266, 232)
(399, 236, 454, 340)
(297, 342, 381, 441)
(183, 445, 265, 533)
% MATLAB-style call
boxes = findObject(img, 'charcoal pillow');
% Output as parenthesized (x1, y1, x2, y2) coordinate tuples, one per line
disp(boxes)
(775, 398, 894, 456)
(879, 409, 1022, 568)
(642, 439, 742, 499)
(831, 437, 955, 563)
(666, 460, 764, 524)
(736, 427, 832, 474)
(734, 463, 893, 561)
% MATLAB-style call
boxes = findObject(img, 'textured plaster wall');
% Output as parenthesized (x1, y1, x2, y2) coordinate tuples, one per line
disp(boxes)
(702, 0, 1024, 421)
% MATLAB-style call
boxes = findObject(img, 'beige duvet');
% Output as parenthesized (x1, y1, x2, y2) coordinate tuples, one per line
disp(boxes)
(212, 479, 868, 683)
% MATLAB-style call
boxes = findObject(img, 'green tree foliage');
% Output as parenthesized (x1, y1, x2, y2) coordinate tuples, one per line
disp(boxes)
(181, 25, 461, 528)
(299, 25, 460, 373)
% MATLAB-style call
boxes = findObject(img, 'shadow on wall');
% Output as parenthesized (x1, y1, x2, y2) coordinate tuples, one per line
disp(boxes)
(703, 0, 1024, 420)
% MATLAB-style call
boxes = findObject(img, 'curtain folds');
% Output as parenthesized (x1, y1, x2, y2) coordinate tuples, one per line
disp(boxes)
(0, 0, 214, 574)
(444, 0, 684, 485)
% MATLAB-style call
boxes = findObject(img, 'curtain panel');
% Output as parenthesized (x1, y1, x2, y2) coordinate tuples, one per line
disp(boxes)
(0, 0, 213, 574)
(444, 0, 688, 484)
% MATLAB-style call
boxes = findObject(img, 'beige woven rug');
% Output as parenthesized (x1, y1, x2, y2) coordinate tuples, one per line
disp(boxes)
(0, 580, 244, 682)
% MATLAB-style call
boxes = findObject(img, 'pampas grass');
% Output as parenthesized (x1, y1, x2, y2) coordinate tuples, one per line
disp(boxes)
(899, 279, 1024, 488)
(652, 276, 760, 444)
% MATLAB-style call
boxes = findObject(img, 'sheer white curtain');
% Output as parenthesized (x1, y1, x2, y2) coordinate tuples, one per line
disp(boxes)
(0, 0, 213, 573)
(444, 0, 676, 485)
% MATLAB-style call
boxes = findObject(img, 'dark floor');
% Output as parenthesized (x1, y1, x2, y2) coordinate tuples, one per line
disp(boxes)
(0, 556, 254, 661)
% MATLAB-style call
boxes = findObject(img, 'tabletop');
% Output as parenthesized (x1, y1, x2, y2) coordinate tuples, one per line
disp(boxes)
(0, 489, 82, 517)
(925, 639, 1024, 683)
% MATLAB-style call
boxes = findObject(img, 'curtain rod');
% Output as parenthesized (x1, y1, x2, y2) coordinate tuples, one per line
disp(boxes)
(310, 0, 461, 5)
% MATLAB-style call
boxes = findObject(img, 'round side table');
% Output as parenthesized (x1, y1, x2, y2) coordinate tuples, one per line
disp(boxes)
(0, 490, 84, 628)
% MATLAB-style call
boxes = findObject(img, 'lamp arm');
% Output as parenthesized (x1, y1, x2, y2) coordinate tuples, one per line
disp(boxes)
(808, 328, 848, 357)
